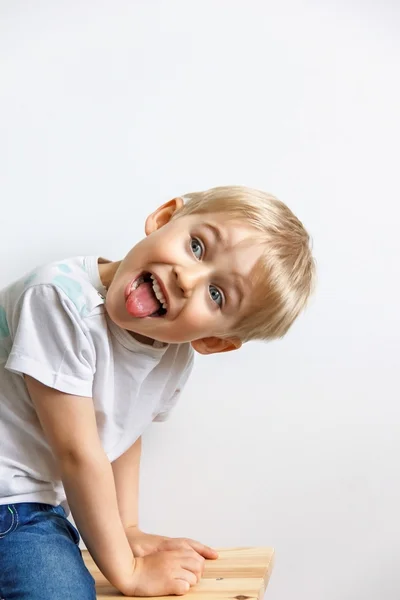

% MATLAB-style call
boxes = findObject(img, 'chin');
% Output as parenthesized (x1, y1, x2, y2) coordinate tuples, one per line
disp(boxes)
(104, 298, 125, 328)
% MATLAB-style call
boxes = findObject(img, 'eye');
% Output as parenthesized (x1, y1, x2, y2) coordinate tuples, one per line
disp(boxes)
(209, 285, 223, 307)
(190, 237, 204, 260)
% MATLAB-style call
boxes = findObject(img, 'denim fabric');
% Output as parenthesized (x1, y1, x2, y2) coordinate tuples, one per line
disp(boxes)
(0, 502, 96, 599)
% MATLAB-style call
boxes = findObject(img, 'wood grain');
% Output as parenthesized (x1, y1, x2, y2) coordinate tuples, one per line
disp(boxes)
(83, 547, 274, 599)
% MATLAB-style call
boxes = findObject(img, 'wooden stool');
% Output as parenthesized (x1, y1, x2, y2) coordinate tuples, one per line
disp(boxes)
(83, 547, 274, 599)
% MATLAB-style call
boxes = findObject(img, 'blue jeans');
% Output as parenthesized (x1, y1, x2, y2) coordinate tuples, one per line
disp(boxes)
(0, 502, 96, 599)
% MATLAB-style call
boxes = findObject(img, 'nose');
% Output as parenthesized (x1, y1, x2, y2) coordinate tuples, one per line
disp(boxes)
(173, 265, 207, 298)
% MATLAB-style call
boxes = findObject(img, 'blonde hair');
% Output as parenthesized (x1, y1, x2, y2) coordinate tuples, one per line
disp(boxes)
(173, 185, 316, 342)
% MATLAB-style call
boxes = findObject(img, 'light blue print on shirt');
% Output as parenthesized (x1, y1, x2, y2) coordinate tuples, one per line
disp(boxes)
(0, 306, 11, 362)
(80, 305, 90, 317)
(24, 272, 37, 286)
(0, 306, 10, 338)
(52, 275, 88, 316)
(57, 263, 72, 274)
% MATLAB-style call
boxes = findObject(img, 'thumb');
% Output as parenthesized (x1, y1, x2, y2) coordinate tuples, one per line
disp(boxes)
(159, 538, 191, 552)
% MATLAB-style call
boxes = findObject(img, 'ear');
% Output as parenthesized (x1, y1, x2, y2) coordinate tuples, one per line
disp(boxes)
(191, 336, 242, 355)
(145, 197, 185, 235)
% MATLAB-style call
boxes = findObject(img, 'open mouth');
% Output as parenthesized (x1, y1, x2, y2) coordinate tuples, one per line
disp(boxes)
(125, 271, 168, 318)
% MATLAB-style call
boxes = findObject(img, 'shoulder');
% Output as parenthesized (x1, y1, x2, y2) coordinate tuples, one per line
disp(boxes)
(13, 257, 105, 320)
(24, 256, 93, 293)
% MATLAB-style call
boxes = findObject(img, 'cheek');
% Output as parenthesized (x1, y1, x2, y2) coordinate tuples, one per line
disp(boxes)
(179, 299, 215, 329)
(132, 234, 184, 267)
(105, 272, 130, 314)
(104, 286, 122, 322)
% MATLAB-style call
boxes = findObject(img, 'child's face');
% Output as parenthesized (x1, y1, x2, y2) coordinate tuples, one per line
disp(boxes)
(104, 199, 263, 354)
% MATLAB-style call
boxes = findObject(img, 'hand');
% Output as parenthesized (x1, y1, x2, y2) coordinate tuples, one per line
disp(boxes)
(157, 536, 219, 559)
(119, 548, 205, 597)
(126, 528, 167, 557)
(126, 527, 218, 560)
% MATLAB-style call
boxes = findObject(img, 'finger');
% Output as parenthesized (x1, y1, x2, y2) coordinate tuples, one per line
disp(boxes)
(180, 548, 204, 560)
(160, 538, 192, 552)
(176, 570, 198, 587)
(171, 579, 190, 596)
(131, 544, 146, 557)
(184, 539, 219, 559)
(180, 556, 205, 581)
(176, 548, 205, 574)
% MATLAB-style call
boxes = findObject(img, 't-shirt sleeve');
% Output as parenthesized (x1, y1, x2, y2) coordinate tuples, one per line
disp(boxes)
(5, 284, 95, 397)
(153, 351, 194, 422)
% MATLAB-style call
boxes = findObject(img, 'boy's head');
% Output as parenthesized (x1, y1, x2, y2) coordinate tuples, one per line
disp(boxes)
(102, 186, 315, 354)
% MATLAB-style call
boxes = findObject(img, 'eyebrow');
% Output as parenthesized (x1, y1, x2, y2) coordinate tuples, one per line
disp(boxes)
(230, 273, 245, 308)
(201, 222, 246, 308)
(202, 222, 227, 246)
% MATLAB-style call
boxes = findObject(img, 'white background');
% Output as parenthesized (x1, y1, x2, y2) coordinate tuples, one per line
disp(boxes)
(1, 1, 400, 599)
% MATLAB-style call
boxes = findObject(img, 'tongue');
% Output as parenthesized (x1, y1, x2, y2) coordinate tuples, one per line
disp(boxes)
(126, 282, 160, 317)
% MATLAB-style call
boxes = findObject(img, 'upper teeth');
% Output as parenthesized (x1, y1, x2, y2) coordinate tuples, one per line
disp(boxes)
(150, 275, 167, 309)
(130, 274, 168, 310)
(132, 275, 144, 290)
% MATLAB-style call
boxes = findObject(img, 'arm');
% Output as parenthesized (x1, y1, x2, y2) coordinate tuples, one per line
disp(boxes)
(25, 376, 205, 596)
(111, 437, 164, 555)
(112, 437, 167, 555)
(25, 376, 135, 591)
(112, 436, 218, 560)
(112, 436, 141, 531)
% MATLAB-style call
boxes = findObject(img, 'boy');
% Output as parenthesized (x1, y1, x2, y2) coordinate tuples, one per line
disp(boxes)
(0, 186, 315, 598)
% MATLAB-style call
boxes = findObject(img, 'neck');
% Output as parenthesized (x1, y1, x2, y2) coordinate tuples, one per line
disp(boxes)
(98, 260, 121, 290)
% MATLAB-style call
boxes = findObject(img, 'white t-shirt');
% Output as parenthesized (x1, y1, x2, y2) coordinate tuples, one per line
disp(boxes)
(0, 256, 194, 516)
